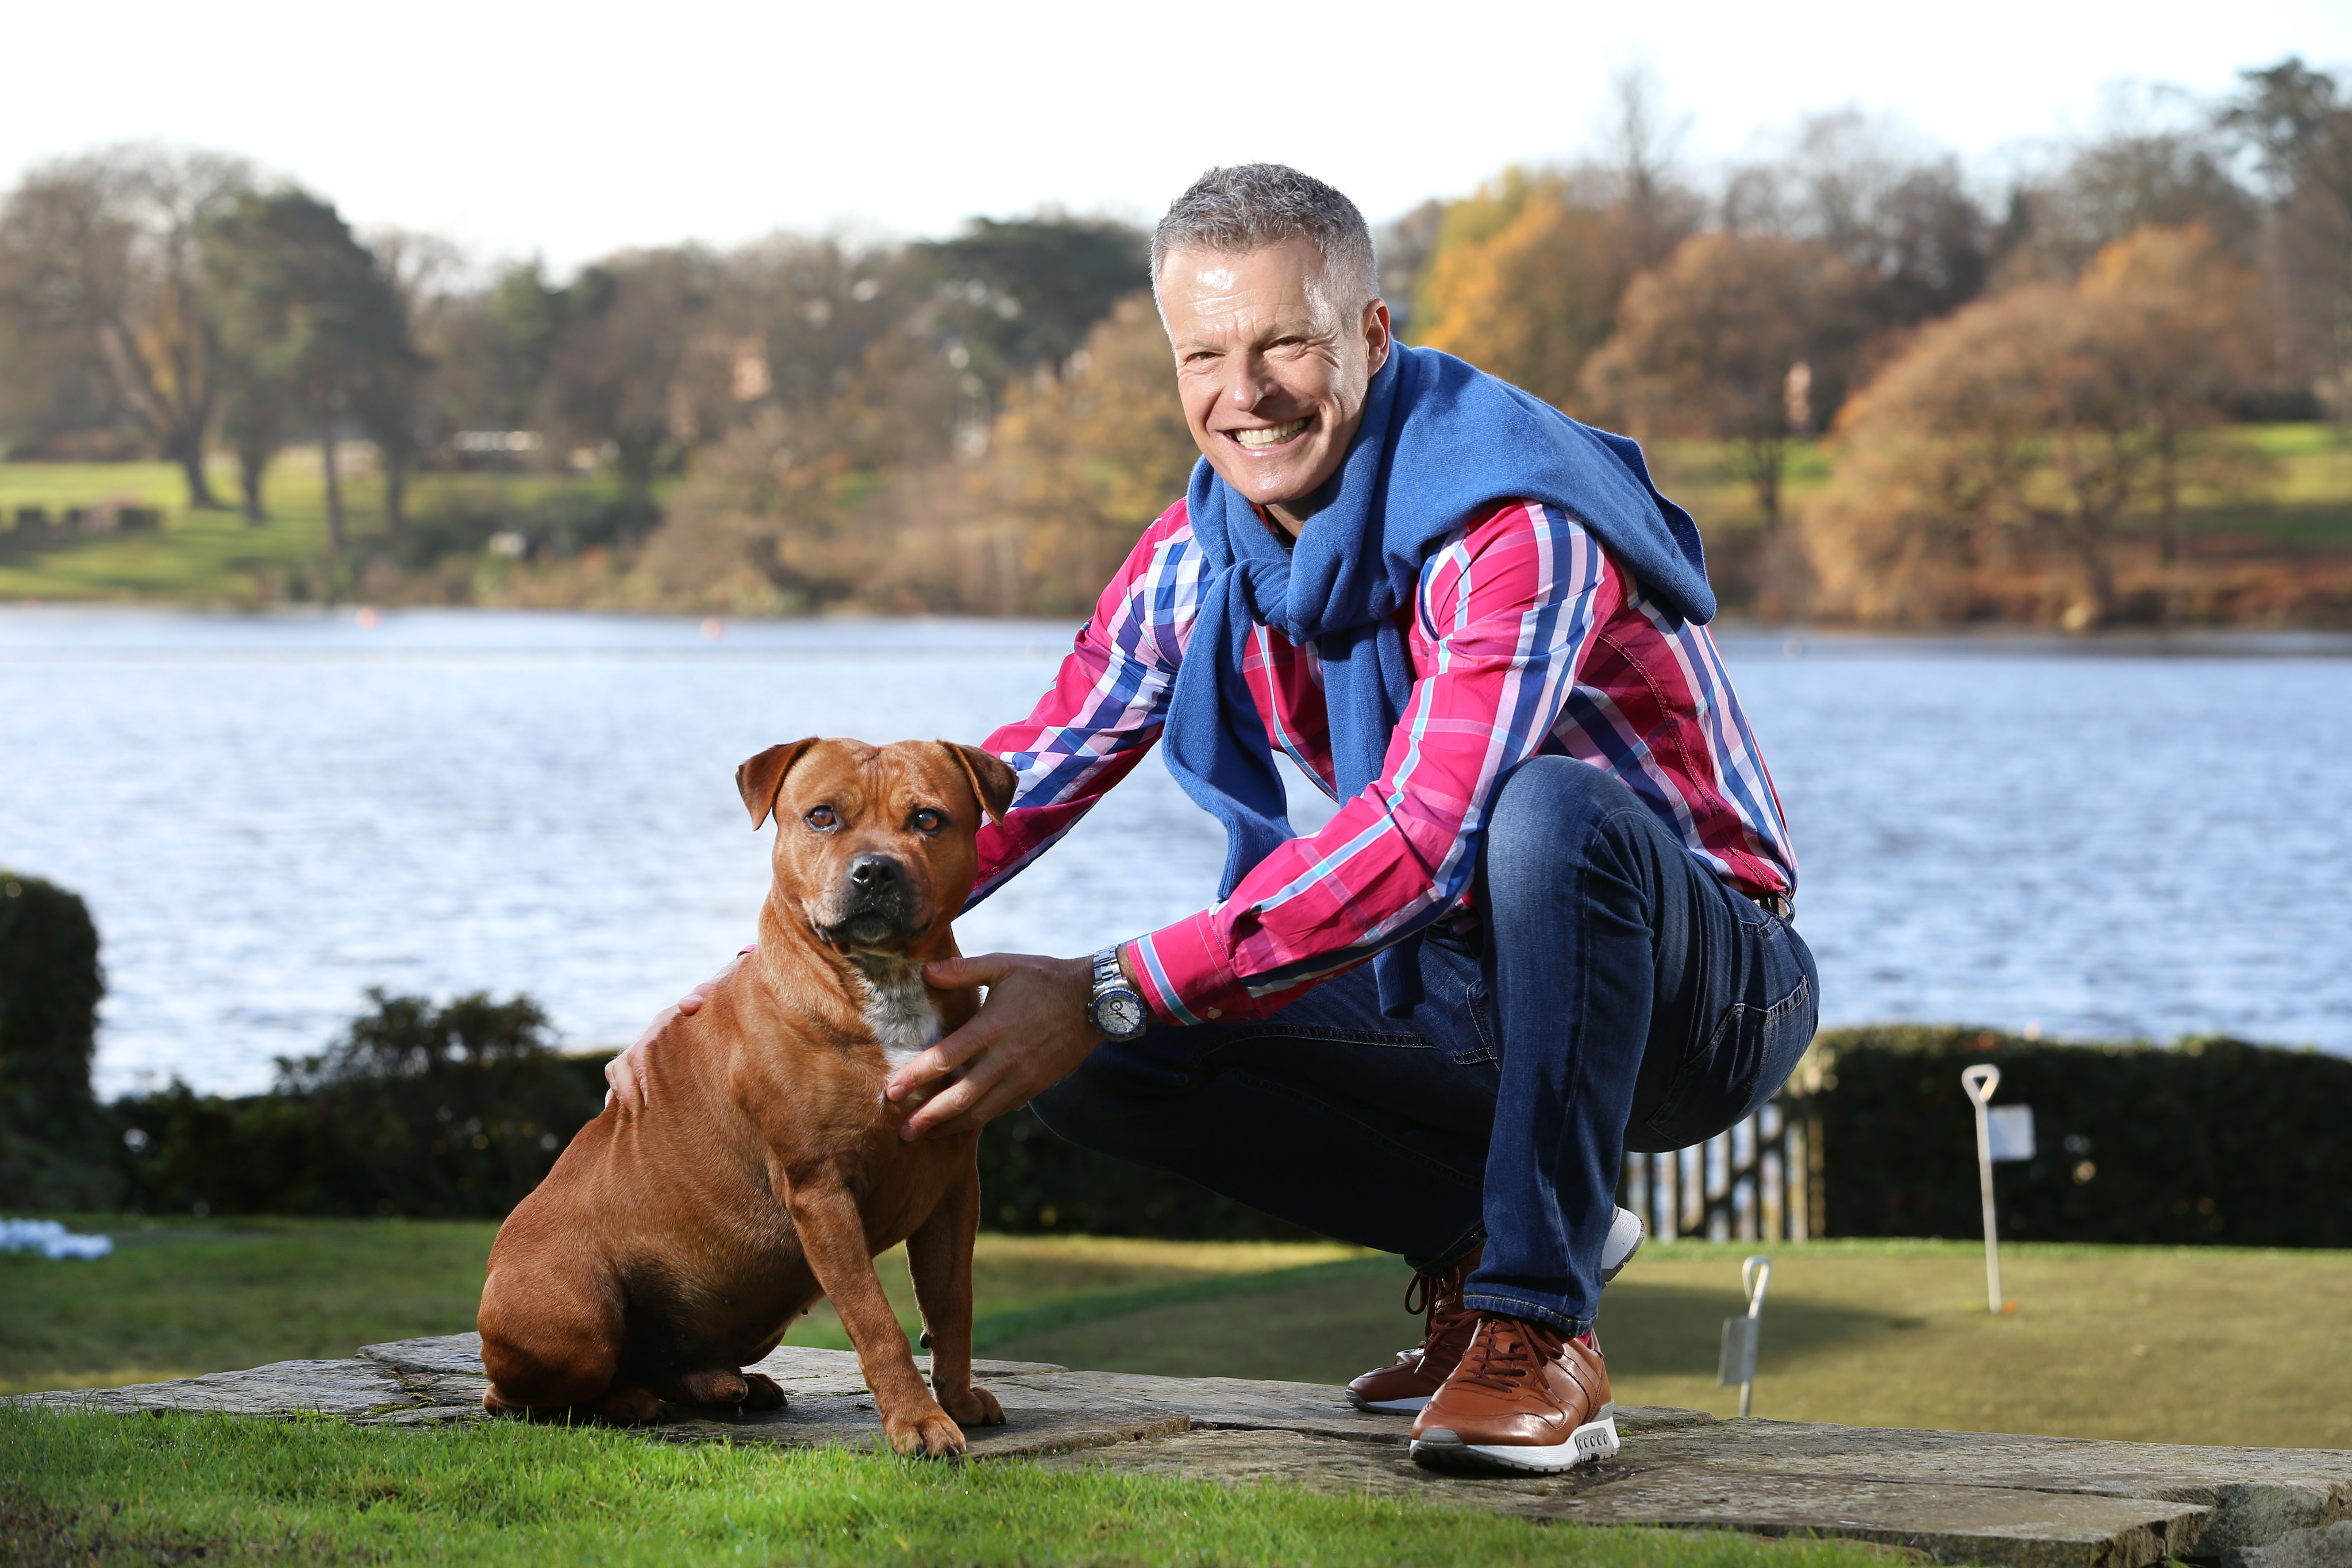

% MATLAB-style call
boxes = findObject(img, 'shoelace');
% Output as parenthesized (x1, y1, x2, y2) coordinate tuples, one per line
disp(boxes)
(1401, 1261, 1470, 1345)
(1453, 1319, 1569, 1395)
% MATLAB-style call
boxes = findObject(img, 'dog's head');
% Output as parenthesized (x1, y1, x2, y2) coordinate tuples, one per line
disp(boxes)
(735, 738, 1016, 955)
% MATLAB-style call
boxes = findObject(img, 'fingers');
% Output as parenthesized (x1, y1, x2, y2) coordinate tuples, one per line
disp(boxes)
(924, 952, 1040, 990)
(604, 1052, 642, 1111)
(885, 1012, 995, 1102)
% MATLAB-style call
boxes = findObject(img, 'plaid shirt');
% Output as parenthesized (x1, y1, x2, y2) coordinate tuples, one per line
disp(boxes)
(968, 497, 1796, 1025)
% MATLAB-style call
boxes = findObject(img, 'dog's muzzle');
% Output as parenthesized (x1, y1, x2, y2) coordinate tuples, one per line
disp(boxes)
(818, 854, 922, 947)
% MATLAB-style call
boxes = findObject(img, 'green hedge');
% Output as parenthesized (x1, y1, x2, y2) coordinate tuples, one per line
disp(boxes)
(976, 1107, 1315, 1241)
(117, 990, 604, 1219)
(1808, 1026, 2352, 1248)
(0, 869, 120, 1209)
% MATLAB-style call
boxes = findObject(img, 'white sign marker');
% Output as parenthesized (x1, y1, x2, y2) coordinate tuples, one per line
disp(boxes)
(1961, 1064, 2020, 1314)
(1717, 1253, 1773, 1417)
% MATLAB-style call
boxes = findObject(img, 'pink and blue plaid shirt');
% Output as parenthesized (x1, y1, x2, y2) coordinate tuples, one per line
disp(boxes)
(968, 496, 1796, 1026)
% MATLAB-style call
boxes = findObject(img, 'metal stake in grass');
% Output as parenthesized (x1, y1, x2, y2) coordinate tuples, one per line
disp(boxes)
(1718, 1253, 1771, 1417)
(1962, 1064, 2033, 1315)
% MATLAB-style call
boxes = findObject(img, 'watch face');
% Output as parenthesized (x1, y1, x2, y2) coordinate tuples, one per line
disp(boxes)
(1101, 994, 1146, 1036)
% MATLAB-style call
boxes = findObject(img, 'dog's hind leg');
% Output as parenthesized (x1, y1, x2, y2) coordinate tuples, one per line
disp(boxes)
(477, 1264, 626, 1419)
(906, 1155, 1003, 1430)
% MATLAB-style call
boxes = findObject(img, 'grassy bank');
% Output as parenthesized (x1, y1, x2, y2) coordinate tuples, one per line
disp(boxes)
(7, 1221, 2347, 1449)
(3, 424, 2347, 616)
(0, 459, 639, 606)
(0, 1408, 1894, 1568)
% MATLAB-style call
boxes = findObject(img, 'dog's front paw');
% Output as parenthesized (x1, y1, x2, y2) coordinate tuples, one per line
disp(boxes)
(883, 1402, 968, 1458)
(738, 1372, 787, 1412)
(940, 1382, 1005, 1428)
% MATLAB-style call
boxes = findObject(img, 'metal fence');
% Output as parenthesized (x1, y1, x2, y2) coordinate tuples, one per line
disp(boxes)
(1618, 1094, 1825, 1242)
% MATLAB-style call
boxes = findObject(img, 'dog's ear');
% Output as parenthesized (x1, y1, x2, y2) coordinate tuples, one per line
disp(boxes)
(737, 739, 820, 830)
(939, 741, 1017, 827)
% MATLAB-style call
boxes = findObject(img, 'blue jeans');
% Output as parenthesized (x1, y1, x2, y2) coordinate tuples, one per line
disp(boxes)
(1032, 756, 1820, 1334)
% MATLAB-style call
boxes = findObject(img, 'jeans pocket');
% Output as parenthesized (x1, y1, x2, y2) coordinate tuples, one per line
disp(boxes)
(1450, 979, 1500, 1065)
(1709, 972, 1816, 1123)
(1642, 943, 1817, 1147)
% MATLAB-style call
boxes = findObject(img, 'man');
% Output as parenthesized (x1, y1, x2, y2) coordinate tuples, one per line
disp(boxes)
(610, 164, 1817, 1476)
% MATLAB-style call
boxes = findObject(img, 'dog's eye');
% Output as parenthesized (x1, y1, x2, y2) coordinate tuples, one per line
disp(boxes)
(804, 805, 837, 831)
(910, 808, 944, 834)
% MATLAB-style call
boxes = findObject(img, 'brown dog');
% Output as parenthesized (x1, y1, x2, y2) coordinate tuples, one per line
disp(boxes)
(476, 736, 1016, 1455)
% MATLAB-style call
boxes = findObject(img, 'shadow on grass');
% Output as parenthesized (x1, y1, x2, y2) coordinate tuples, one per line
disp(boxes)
(1597, 1281, 1898, 1380)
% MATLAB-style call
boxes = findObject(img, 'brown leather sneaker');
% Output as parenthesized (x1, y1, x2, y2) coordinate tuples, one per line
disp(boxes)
(1344, 1245, 1482, 1414)
(1408, 1315, 1619, 1474)
(1346, 1209, 1645, 1418)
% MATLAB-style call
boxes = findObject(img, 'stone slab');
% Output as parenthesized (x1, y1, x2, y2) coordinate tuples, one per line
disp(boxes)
(1616, 1417, 2352, 1560)
(1034, 1428, 2210, 1568)
(2226, 1520, 2352, 1568)
(15, 1329, 2352, 1568)
(14, 1358, 410, 1418)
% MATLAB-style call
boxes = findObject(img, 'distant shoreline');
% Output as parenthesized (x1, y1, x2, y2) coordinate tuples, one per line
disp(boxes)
(7, 601, 2352, 661)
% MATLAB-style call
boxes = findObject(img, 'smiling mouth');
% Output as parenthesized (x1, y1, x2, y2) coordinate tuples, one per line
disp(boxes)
(1231, 417, 1309, 450)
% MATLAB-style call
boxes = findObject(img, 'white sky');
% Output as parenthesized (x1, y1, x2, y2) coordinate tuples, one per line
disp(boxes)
(7, 0, 2346, 274)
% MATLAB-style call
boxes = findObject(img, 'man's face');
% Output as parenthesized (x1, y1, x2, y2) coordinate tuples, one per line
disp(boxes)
(1159, 239, 1391, 527)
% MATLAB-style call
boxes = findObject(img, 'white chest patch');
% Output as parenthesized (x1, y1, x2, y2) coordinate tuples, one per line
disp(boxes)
(849, 954, 943, 1071)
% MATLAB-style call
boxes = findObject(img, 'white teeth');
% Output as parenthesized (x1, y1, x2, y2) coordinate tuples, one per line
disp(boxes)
(1234, 418, 1308, 449)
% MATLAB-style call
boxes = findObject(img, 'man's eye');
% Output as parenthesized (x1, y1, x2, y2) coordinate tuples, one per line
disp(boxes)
(910, 808, 944, 834)
(805, 806, 837, 830)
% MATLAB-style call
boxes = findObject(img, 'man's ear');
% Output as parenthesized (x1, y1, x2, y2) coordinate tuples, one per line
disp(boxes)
(737, 739, 820, 830)
(939, 741, 1017, 827)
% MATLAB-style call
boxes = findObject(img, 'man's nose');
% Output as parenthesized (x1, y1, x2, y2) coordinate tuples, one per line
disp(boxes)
(1226, 352, 1273, 408)
(847, 854, 901, 890)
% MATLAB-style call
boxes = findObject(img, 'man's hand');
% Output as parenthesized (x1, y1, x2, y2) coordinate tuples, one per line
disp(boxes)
(887, 953, 1104, 1140)
(604, 948, 752, 1110)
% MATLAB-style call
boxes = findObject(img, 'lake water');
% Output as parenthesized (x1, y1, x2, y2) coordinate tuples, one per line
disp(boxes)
(3, 606, 2347, 1098)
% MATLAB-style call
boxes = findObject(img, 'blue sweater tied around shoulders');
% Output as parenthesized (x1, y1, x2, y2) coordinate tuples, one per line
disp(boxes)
(1162, 343, 1714, 1019)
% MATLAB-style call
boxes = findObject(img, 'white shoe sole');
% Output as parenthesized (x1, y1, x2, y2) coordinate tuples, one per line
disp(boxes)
(1349, 1392, 1431, 1414)
(1410, 1404, 1620, 1474)
(1601, 1208, 1646, 1283)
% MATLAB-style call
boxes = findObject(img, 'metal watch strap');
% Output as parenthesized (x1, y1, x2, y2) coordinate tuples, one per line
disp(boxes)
(1089, 946, 1145, 1039)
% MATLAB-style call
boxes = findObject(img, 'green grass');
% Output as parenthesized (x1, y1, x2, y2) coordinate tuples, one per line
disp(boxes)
(4, 424, 2346, 606)
(0, 1407, 1894, 1568)
(10, 1221, 2348, 1451)
(1640, 423, 2352, 549)
(988, 1239, 2352, 1451)
(0, 1218, 1363, 1395)
(0, 1216, 502, 1394)
(0, 455, 633, 604)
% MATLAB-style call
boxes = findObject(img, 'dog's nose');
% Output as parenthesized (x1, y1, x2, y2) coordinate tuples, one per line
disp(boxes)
(847, 854, 901, 889)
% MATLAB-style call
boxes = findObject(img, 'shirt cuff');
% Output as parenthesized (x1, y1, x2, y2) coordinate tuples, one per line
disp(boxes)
(1122, 916, 1253, 1027)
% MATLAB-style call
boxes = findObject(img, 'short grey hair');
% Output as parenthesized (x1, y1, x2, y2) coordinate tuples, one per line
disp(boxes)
(1150, 164, 1379, 312)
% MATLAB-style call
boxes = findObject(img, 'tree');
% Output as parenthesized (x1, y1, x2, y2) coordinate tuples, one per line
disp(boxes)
(355, 228, 462, 529)
(2077, 225, 2267, 565)
(2219, 58, 2352, 412)
(0, 146, 252, 506)
(540, 248, 730, 506)
(1809, 226, 2267, 627)
(911, 216, 1147, 381)
(959, 291, 1198, 612)
(1723, 110, 1993, 327)
(1410, 170, 1651, 408)
(202, 190, 417, 542)
(1579, 232, 1871, 539)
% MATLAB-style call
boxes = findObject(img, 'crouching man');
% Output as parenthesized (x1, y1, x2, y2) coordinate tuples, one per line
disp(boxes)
(612, 164, 1817, 1475)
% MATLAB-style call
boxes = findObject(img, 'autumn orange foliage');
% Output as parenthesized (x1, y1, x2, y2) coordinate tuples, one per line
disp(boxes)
(1808, 225, 2268, 626)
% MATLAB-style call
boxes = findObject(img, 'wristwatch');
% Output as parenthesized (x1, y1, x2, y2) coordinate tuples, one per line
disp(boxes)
(1086, 946, 1149, 1041)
